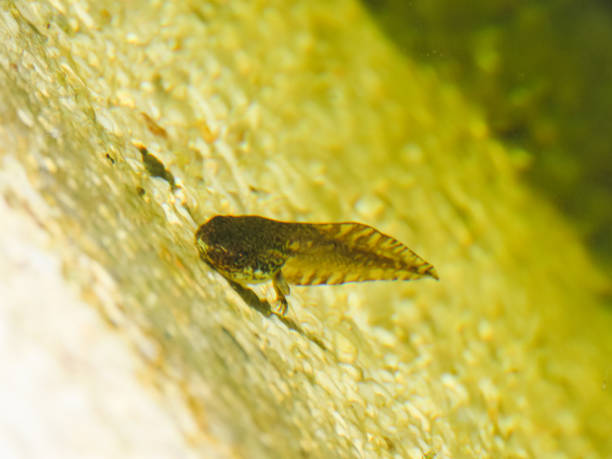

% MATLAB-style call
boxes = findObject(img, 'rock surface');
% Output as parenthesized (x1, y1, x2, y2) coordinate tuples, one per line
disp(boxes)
(1, 1, 610, 457)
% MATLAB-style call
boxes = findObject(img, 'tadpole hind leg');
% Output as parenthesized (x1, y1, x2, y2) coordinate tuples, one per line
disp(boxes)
(273, 271, 290, 315)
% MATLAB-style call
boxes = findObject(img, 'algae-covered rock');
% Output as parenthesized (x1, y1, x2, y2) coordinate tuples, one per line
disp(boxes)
(1, 0, 610, 457)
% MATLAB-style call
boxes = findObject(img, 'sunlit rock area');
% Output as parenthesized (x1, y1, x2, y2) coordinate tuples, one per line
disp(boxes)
(1, 1, 610, 457)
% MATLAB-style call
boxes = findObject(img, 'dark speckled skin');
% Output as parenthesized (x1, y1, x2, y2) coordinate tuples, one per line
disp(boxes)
(195, 215, 297, 282)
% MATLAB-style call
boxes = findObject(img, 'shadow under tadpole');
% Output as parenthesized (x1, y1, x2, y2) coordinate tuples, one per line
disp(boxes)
(224, 278, 328, 352)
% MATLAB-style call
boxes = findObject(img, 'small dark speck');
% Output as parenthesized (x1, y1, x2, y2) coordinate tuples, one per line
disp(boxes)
(136, 144, 177, 190)
(382, 436, 395, 451)
(141, 112, 168, 138)
(136, 186, 146, 197)
(105, 153, 116, 164)
(249, 185, 268, 195)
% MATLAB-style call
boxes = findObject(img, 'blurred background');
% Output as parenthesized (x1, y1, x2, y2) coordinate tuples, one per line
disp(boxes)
(363, 0, 612, 277)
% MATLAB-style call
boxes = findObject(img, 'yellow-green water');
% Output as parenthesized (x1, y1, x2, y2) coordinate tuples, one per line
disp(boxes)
(1, 0, 611, 457)
(365, 0, 612, 275)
